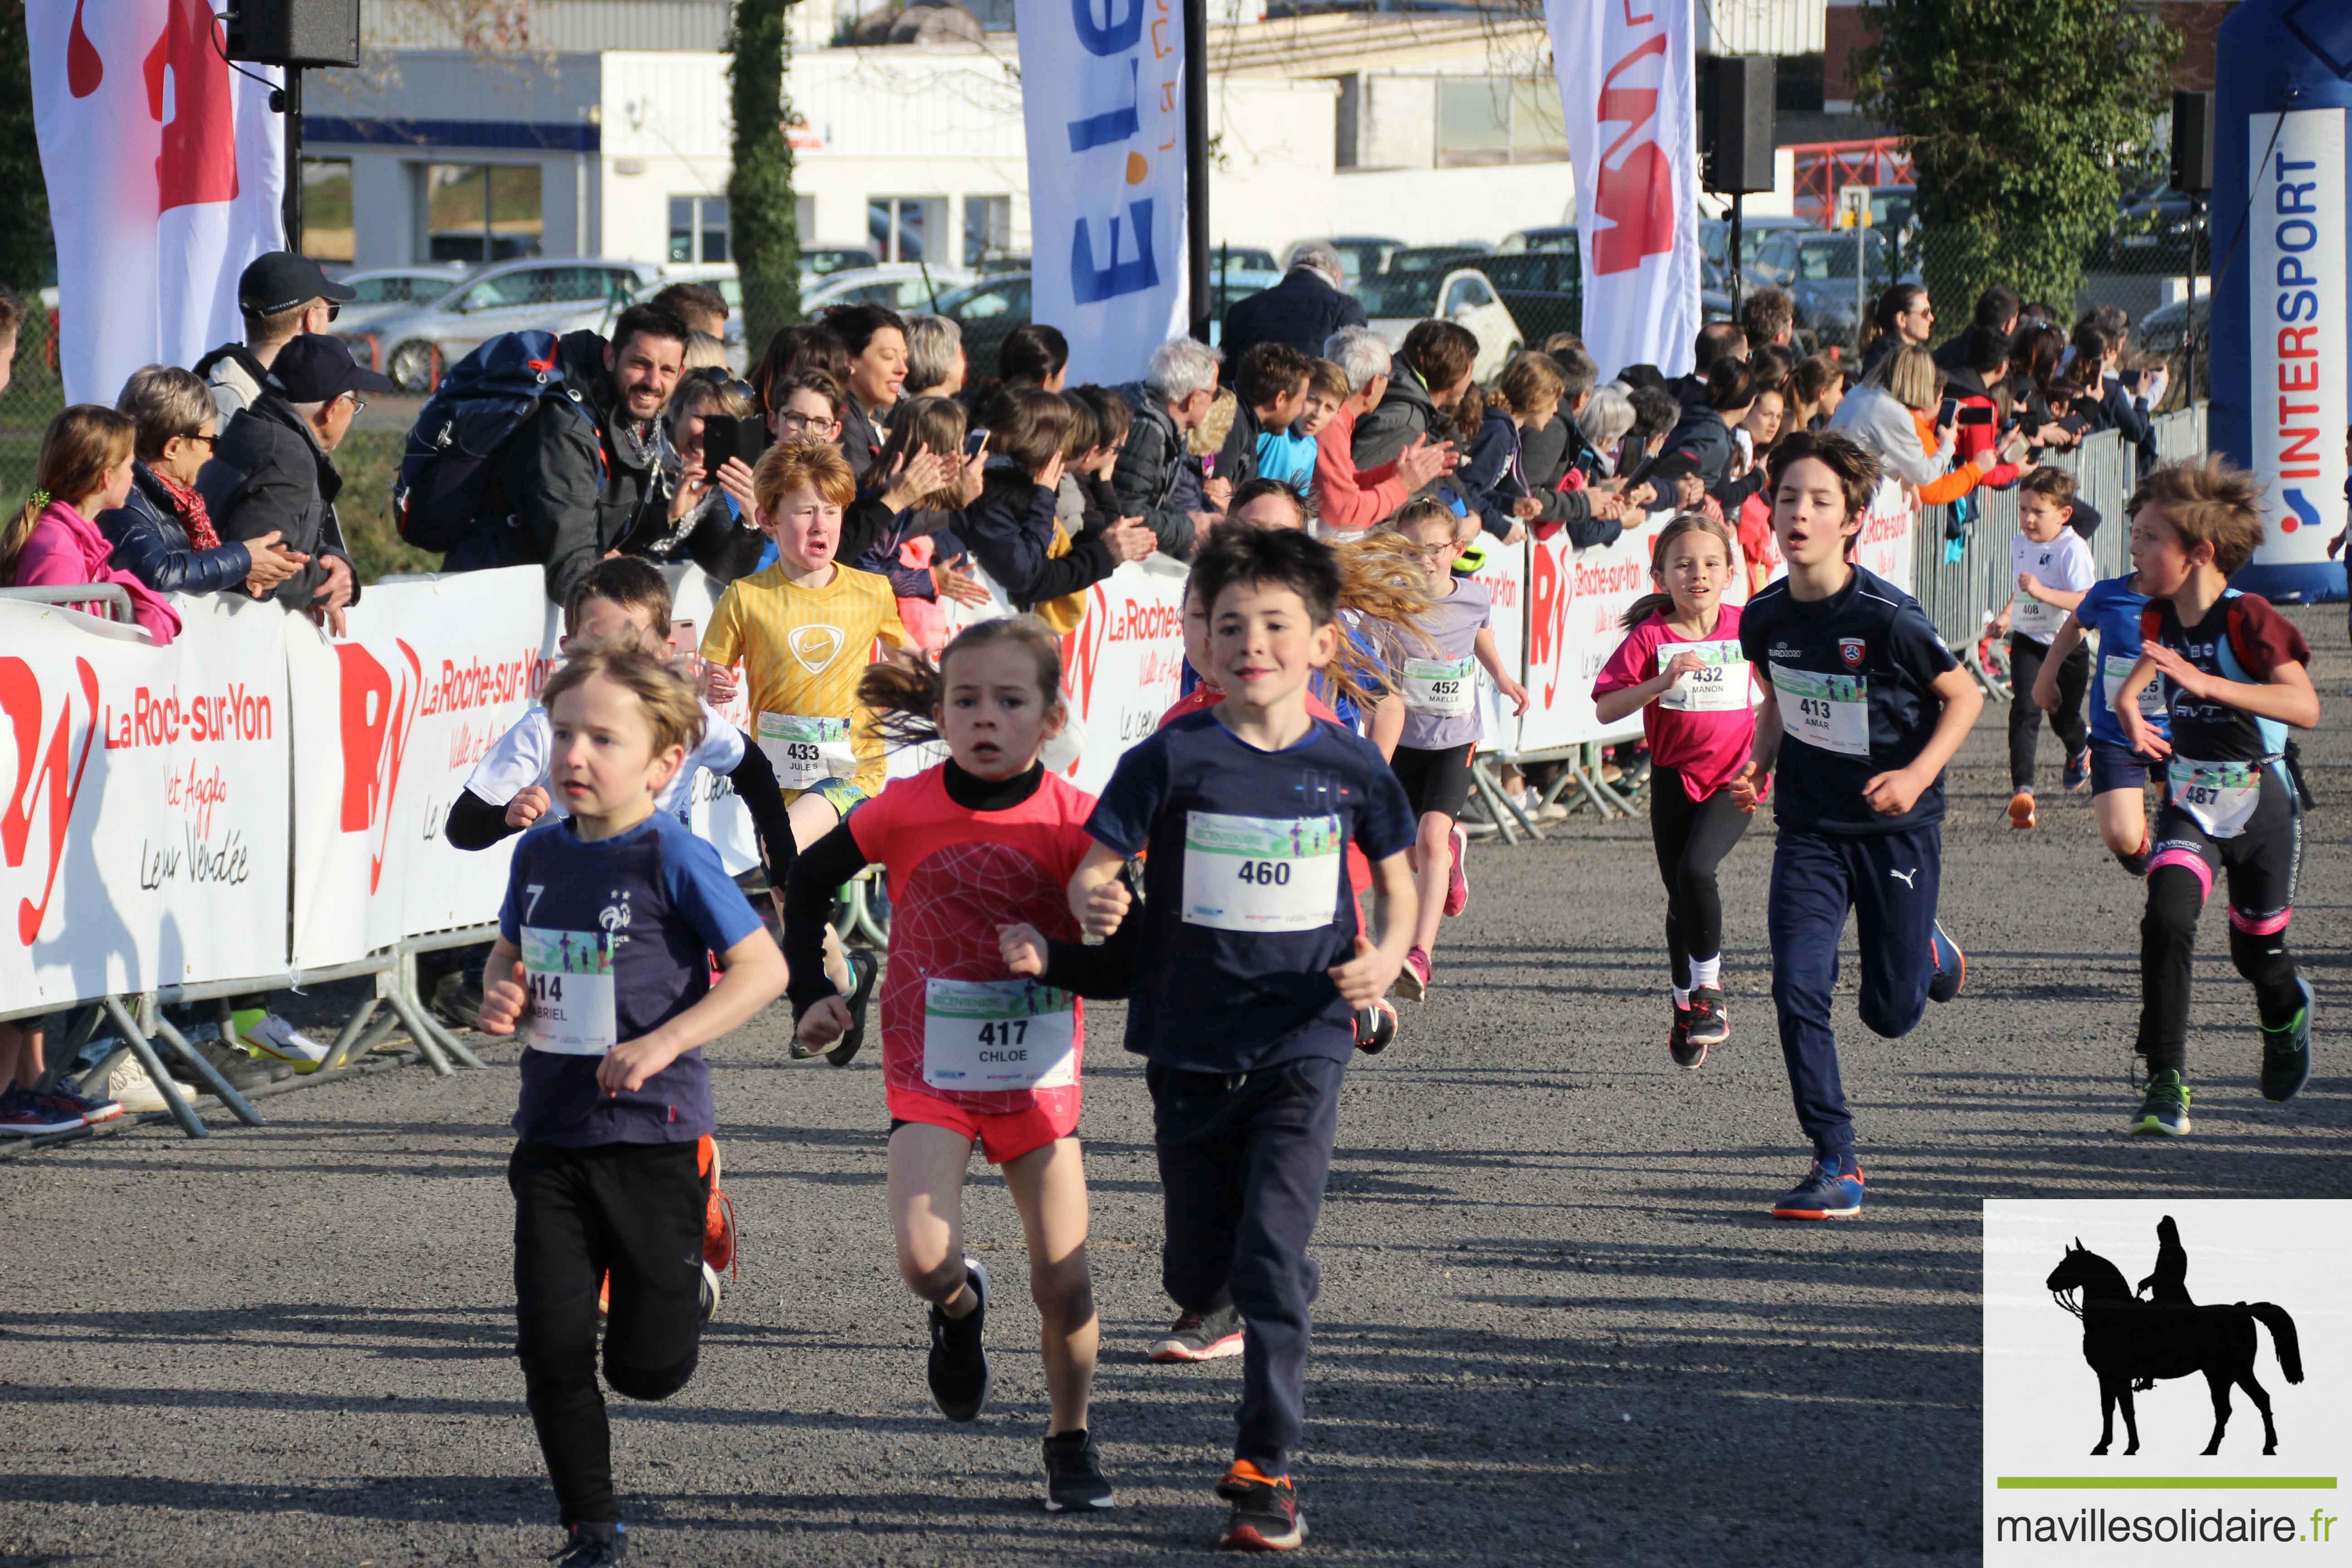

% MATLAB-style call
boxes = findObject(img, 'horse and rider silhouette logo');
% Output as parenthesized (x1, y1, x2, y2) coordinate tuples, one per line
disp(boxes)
(2045, 1216, 2303, 1457)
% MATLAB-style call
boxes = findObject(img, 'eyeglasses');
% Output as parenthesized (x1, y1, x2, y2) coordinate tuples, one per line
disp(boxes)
(338, 395, 368, 416)
(181, 431, 217, 450)
(688, 367, 757, 402)
(777, 410, 839, 435)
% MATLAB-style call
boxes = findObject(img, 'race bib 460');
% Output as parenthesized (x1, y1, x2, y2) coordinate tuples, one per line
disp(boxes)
(1180, 811, 1343, 932)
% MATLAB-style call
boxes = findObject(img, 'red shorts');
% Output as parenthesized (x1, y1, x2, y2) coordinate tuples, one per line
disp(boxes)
(887, 1085, 1080, 1166)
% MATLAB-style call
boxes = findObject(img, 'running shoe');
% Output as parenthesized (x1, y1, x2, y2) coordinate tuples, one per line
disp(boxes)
(1771, 1160, 1865, 1220)
(1150, 1304, 1245, 1363)
(2127, 1069, 2192, 1137)
(39, 1081, 122, 1127)
(2063, 749, 2092, 793)
(2116, 842, 2150, 878)
(430, 969, 485, 1032)
(1042, 1429, 1117, 1512)
(1442, 823, 1469, 917)
(1395, 947, 1431, 1002)
(1927, 923, 1965, 1004)
(234, 1010, 330, 1074)
(827, 947, 882, 1068)
(1667, 1003, 1698, 1069)
(1685, 988, 1728, 1050)
(0, 1088, 84, 1137)
(2258, 977, 2313, 1103)
(551, 1521, 627, 1566)
(701, 1137, 738, 1278)
(1354, 999, 1397, 1056)
(2006, 789, 2036, 830)
(699, 1261, 722, 1324)
(598, 1272, 609, 1317)
(1216, 1460, 1305, 1552)
(927, 1256, 993, 1421)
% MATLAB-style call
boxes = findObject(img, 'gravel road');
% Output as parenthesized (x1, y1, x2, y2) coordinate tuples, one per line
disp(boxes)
(4, 608, 2347, 1568)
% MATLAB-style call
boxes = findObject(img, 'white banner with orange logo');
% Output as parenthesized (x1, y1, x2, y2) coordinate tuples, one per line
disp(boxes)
(0, 595, 288, 1006)
(284, 573, 560, 968)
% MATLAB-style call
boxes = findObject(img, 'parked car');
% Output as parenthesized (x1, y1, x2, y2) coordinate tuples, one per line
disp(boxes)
(1210, 246, 1279, 274)
(1357, 267, 1523, 380)
(1749, 229, 1897, 346)
(1494, 225, 1578, 255)
(329, 265, 468, 337)
(802, 264, 974, 316)
(1282, 235, 1406, 286)
(802, 245, 882, 282)
(937, 269, 1284, 374)
(358, 258, 665, 392)
(1389, 243, 1492, 273)
(1698, 214, 1813, 276)
(1471, 242, 1734, 350)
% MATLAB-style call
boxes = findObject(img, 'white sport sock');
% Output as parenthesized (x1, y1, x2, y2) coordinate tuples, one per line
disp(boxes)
(1690, 956, 1721, 991)
(1671, 985, 1691, 1009)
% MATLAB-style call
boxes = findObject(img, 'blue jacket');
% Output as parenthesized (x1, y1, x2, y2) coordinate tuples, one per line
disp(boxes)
(1458, 409, 1529, 539)
(98, 464, 254, 596)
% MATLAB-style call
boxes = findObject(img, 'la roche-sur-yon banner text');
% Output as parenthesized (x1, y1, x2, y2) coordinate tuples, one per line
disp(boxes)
(1543, 0, 1701, 381)
(1016, 0, 1191, 384)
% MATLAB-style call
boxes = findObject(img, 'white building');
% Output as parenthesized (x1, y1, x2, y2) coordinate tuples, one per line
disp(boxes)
(307, 0, 1820, 272)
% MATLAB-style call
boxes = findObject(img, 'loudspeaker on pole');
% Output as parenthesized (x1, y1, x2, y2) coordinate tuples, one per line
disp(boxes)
(225, 0, 360, 68)
(1699, 55, 1776, 196)
(2171, 90, 2214, 196)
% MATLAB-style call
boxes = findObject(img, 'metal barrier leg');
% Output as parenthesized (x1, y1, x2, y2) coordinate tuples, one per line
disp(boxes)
(96, 995, 206, 1139)
(1470, 759, 1541, 843)
(320, 997, 381, 1075)
(397, 947, 485, 1070)
(348, 1007, 402, 1061)
(414, 1007, 486, 1073)
(147, 1010, 265, 1127)
(1582, 743, 1637, 815)
(384, 987, 457, 1076)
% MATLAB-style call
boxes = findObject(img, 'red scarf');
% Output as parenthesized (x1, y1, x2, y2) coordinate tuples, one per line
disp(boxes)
(149, 469, 222, 552)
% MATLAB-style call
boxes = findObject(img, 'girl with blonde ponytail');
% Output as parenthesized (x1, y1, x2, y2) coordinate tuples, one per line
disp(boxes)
(5, 405, 180, 644)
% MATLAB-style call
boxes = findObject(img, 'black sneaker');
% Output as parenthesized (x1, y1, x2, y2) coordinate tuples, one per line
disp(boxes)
(1667, 1002, 1701, 1069)
(431, 969, 485, 1032)
(1353, 999, 1396, 1055)
(1149, 1303, 1245, 1363)
(828, 948, 882, 1068)
(551, 1521, 627, 1566)
(2258, 976, 2313, 1103)
(927, 1256, 993, 1421)
(1043, 1429, 1117, 1511)
(1926, 923, 1965, 1004)
(1685, 988, 1728, 1052)
(1216, 1461, 1305, 1552)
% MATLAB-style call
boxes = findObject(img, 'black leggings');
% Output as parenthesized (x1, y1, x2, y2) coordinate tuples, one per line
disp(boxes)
(510, 1140, 709, 1526)
(1649, 767, 1752, 989)
(2136, 775, 2305, 1073)
(2008, 633, 2090, 790)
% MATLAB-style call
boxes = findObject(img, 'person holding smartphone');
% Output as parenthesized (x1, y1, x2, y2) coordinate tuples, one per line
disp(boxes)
(648, 370, 768, 581)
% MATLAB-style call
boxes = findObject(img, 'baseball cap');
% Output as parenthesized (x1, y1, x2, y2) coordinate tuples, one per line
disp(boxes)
(270, 334, 395, 403)
(238, 251, 358, 318)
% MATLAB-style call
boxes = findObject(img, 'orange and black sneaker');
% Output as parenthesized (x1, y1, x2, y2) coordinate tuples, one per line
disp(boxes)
(1215, 1460, 1305, 1552)
(597, 1272, 610, 1317)
(699, 1136, 738, 1279)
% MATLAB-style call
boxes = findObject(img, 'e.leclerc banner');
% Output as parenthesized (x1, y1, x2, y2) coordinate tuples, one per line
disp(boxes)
(1015, 0, 1191, 383)
(1543, 0, 1701, 380)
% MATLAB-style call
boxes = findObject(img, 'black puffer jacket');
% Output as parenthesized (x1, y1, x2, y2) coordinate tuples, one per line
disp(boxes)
(99, 464, 254, 595)
(1350, 354, 1439, 474)
(1112, 385, 1198, 560)
(200, 392, 359, 612)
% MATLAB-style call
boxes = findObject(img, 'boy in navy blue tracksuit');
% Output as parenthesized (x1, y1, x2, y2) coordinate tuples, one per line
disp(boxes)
(1732, 431, 1982, 1220)
(1060, 528, 1419, 1553)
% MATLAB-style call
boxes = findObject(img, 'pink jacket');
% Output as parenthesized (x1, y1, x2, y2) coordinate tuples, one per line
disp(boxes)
(11, 500, 182, 644)
(1310, 403, 1411, 534)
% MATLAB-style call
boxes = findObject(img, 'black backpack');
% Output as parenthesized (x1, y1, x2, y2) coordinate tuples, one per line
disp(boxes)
(393, 330, 595, 553)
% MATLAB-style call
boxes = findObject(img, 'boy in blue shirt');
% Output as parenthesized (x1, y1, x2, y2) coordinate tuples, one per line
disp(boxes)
(1732, 431, 1979, 1220)
(477, 646, 787, 1568)
(1065, 527, 1418, 1552)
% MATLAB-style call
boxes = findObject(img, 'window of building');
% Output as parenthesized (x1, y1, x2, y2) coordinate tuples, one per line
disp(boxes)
(868, 196, 943, 263)
(669, 196, 730, 264)
(420, 163, 544, 263)
(963, 195, 1012, 268)
(301, 159, 353, 265)
(797, 196, 818, 239)
(1435, 78, 1571, 169)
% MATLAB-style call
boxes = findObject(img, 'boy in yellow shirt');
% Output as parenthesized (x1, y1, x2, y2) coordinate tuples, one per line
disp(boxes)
(703, 441, 906, 1062)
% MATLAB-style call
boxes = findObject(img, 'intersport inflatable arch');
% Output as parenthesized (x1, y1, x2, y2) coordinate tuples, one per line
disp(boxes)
(2210, 0, 2352, 602)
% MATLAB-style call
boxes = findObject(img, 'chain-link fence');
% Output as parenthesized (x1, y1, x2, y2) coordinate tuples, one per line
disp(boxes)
(0, 299, 65, 509)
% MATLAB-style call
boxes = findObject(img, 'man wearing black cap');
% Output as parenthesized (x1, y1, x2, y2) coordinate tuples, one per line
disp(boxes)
(201, 333, 394, 636)
(193, 252, 357, 423)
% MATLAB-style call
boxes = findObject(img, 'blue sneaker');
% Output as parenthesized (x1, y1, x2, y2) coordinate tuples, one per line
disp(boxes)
(1927, 923, 1965, 1004)
(2063, 748, 2091, 792)
(2258, 976, 2313, 1103)
(1771, 1160, 1865, 1220)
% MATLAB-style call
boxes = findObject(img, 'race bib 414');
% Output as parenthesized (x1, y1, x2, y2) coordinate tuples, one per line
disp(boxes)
(521, 925, 618, 1055)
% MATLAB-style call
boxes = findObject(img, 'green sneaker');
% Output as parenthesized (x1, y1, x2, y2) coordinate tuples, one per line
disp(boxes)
(2127, 1069, 2192, 1137)
(2258, 976, 2313, 1103)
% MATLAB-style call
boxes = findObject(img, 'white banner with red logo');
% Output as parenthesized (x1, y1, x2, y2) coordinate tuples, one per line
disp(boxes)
(285, 573, 560, 968)
(0, 596, 289, 1007)
(26, 0, 286, 407)
(1544, 0, 1701, 381)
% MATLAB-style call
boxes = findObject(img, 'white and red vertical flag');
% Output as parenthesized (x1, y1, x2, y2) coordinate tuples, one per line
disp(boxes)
(1544, 0, 1701, 380)
(27, 0, 285, 406)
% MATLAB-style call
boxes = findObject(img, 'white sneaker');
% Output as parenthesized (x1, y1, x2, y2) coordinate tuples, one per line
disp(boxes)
(106, 1057, 181, 1115)
(235, 1011, 329, 1073)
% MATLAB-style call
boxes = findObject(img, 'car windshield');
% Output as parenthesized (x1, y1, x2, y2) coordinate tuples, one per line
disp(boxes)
(1355, 271, 1444, 318)
(1789, 234, 1888, 281)
(1392, 246, 1482, 272)
(804, 249, 876, 277)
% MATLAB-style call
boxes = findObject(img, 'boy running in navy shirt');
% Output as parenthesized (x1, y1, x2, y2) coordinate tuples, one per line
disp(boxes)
(2112, 458, 2318, 1136)
(1732, 431, 1978, 1220)
(477, 646, 788, 1567)
(1063, 527, 1418, 1551)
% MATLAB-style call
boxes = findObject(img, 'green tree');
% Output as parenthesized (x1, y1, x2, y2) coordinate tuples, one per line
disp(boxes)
(0, 1, 55, 295)
(729, 0, 800, 354)
(1853, 0, 2176, 320)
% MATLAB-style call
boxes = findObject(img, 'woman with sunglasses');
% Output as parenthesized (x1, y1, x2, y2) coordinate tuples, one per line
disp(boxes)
(100, 365, 308, 599)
